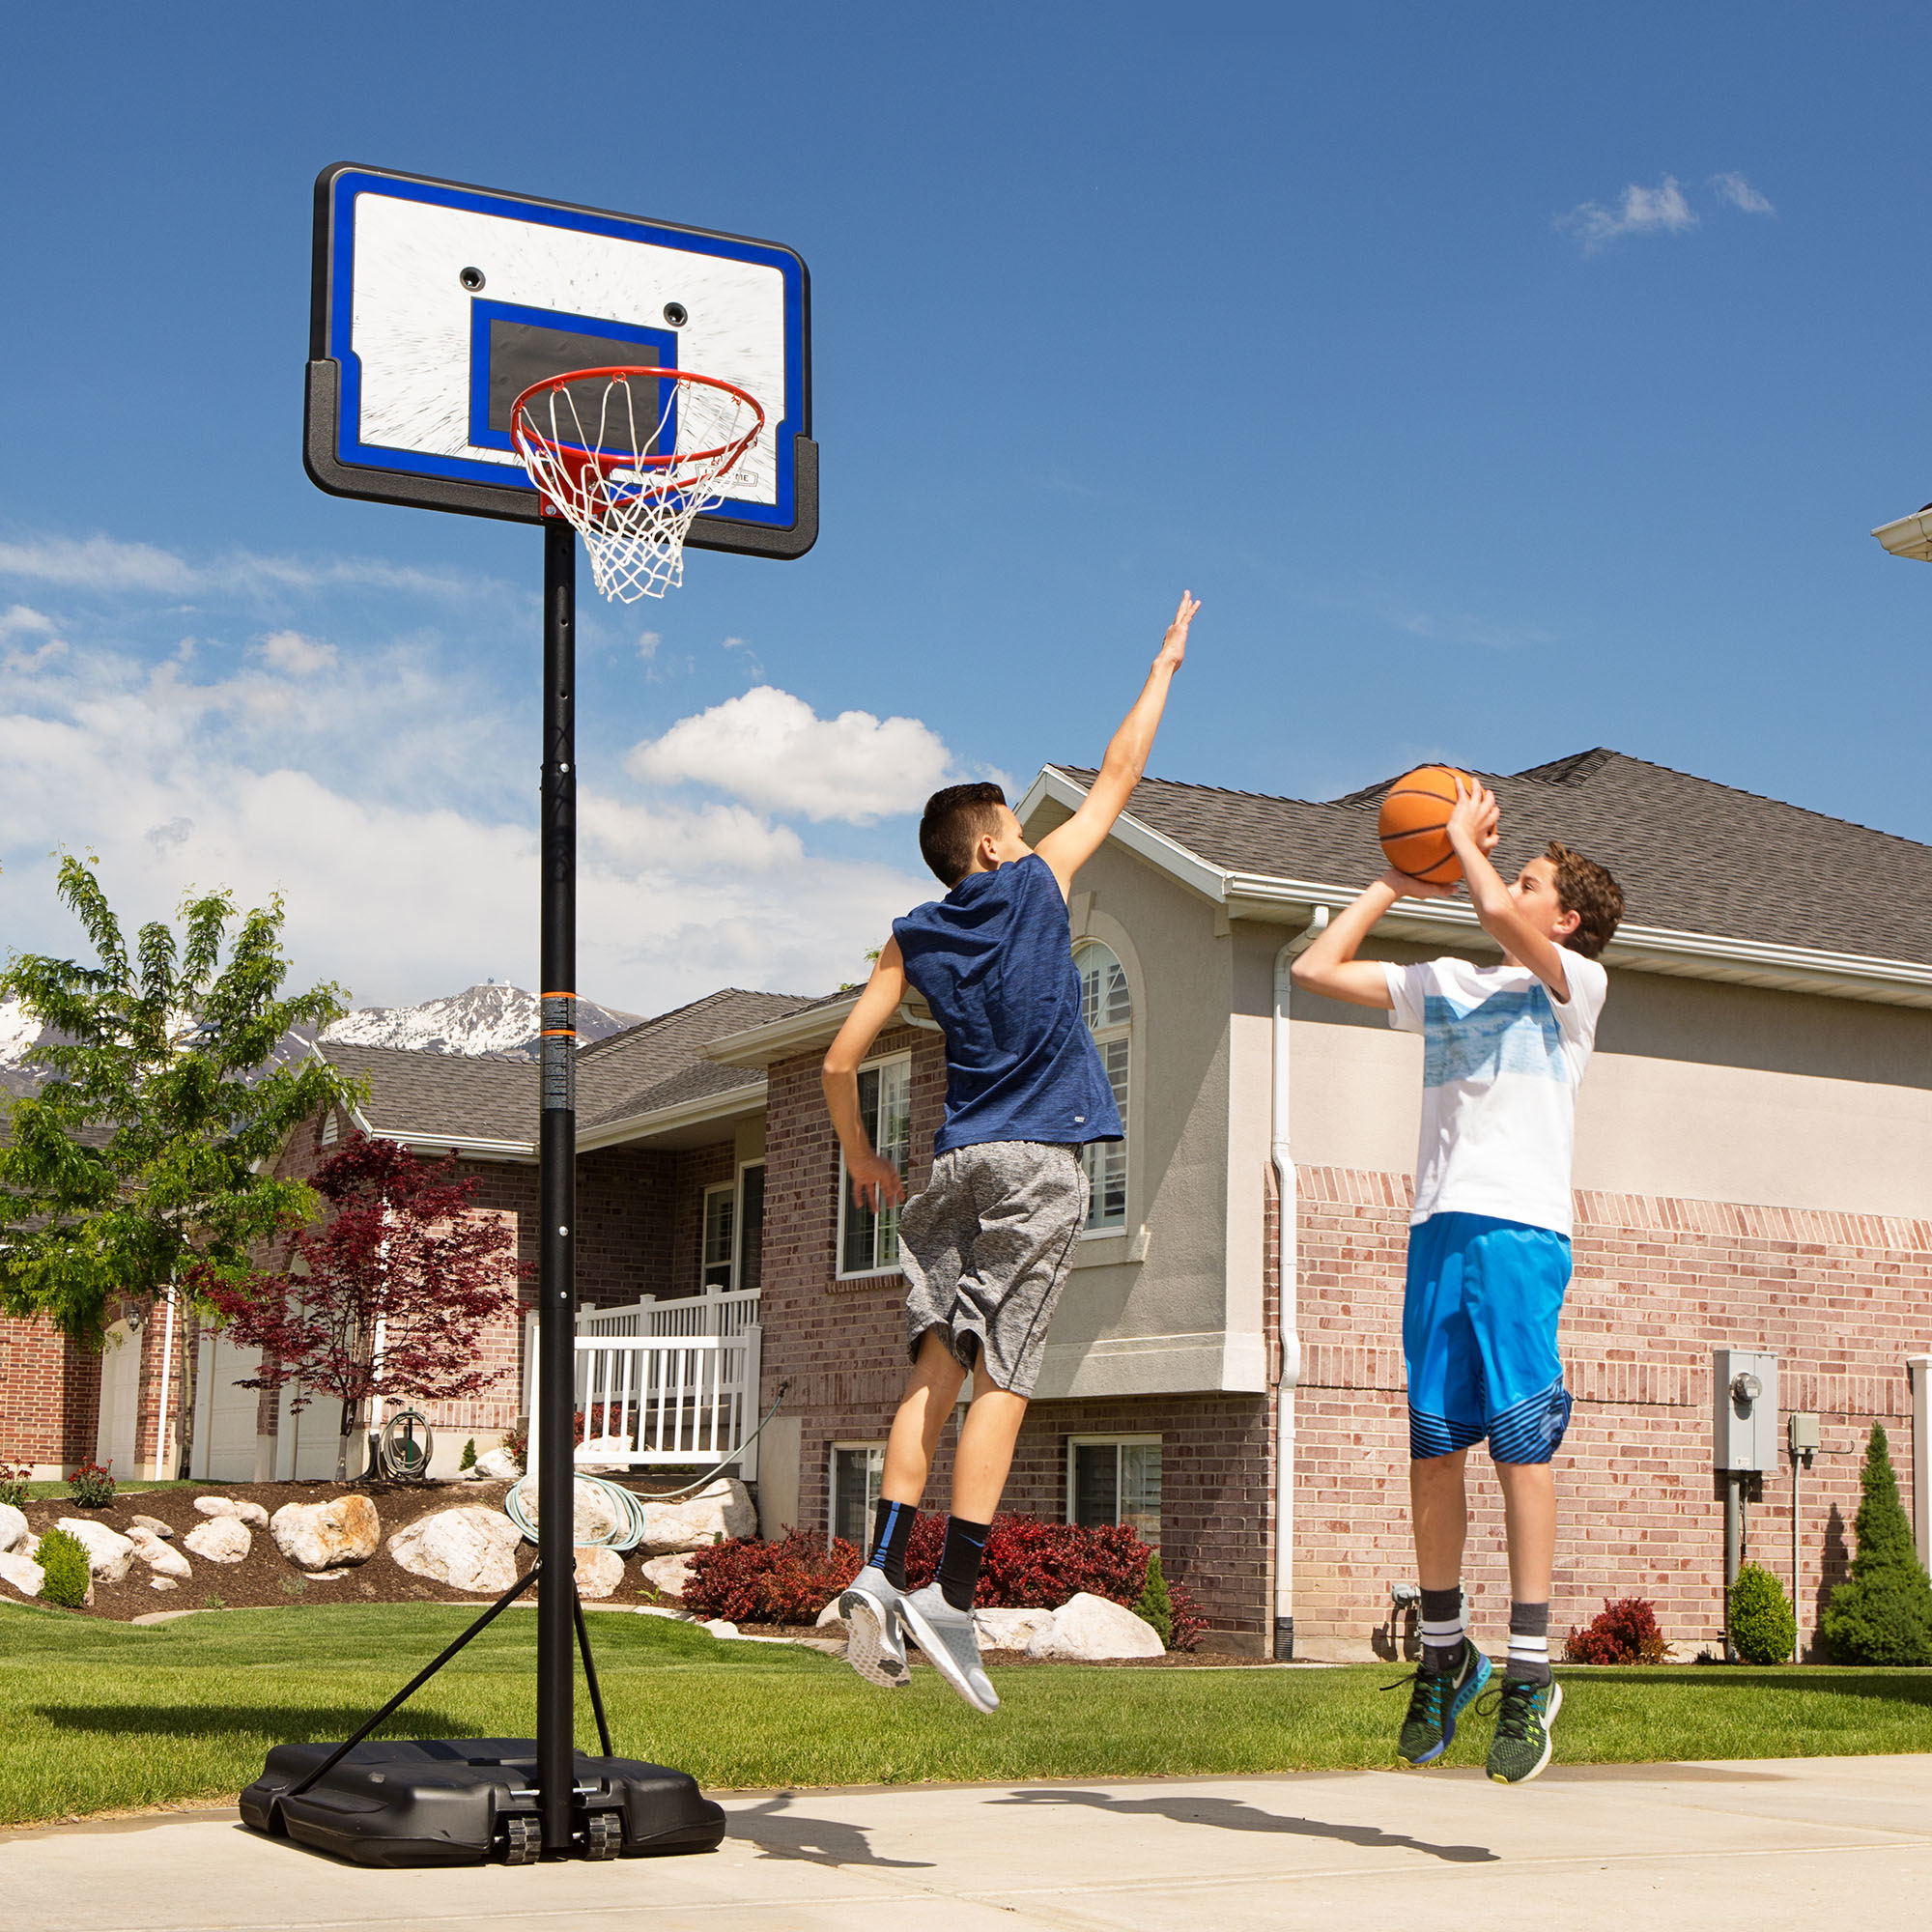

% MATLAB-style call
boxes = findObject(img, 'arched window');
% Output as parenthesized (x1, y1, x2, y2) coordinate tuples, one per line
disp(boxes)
(1075, 942, 1130, 1231)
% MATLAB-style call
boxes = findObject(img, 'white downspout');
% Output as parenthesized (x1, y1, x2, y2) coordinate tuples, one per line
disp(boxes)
(1271, 907, 1328, 1661)
(154, 1278, 178, 1481)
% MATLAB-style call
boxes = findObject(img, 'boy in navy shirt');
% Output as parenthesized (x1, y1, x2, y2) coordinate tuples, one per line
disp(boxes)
(821, 591, 1200, 1711)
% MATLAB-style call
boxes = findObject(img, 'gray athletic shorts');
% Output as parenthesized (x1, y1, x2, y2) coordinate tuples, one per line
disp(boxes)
(898, 1140, 1090, 1399)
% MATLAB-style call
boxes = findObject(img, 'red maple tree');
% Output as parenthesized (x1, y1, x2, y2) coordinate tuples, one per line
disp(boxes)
(193, 1133, 528, 1479)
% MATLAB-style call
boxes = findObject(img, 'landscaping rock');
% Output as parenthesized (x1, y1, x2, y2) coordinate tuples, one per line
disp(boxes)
(1024, 1592, 1165, 1661)
(56, 1517, 135, 1583)
(576, 1435, 633, 1474)
(473, 1446, 522, 1480)
(0, 1550, 43, 1598)
(184, 1517, 251, 1565)
(389, 1508, 525, 1594)
(270, 1495, 381, 1571)
(638, 1552, 696, 1601)
(194, 1496, 269, 1529)
(512, 1475, 621, 1545)
(128, 1514, 174, 1539)
(0, 1502, 29, 1554)
(128, 1528, 191, 1579)
(148, 1577, 179, 1592)
(975, 1606, 1056, 1651)
(637, 1479, 755, 1555)
(699, 1618, 740, 1639)
(574, 1547, 625, 1600)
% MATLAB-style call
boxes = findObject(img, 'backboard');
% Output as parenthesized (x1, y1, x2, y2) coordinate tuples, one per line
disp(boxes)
(305, 164, 814, 559)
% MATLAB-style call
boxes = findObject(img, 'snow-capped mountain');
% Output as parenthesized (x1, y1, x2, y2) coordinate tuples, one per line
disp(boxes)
(0, 983, 641, 1098)
(321, 982, 641, 1058)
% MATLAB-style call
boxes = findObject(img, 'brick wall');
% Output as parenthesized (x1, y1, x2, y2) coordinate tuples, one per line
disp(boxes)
(1292, 1164, 1932, 1661)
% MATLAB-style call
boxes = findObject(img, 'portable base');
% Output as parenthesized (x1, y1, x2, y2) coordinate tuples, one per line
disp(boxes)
(240, 1738, 726, 1868)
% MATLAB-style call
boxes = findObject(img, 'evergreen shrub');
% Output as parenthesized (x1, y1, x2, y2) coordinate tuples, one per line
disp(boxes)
(460, 1437, 477, 1470)
(1134, 1549, 1176, 1647)
(1728, 1562, 1797, 1664)
(1820, 1422, 1932, 1666)
(36, 1527, 91, 1607)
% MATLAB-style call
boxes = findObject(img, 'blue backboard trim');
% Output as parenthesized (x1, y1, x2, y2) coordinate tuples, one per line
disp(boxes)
(314, 165, 808, 534)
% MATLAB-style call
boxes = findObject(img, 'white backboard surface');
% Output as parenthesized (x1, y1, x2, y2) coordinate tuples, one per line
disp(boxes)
(305, 164, 814, 555)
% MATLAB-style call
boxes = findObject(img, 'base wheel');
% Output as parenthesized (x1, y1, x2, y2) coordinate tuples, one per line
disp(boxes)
(583, 1811, 622, 1861)
(501, 1814, 542, 1864)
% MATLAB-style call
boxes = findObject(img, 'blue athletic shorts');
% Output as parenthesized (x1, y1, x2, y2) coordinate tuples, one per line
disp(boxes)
(1404, 1210, 1573, 1464)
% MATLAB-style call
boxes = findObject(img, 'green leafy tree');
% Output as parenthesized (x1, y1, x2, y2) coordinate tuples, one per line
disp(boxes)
(1728, 1561, 1797, 1664)
(1819, 1422, 1932, 1666)
(0, 859, 360, 1467)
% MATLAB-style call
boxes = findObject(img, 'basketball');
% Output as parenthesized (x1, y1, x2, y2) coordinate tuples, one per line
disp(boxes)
(1378, 766, 1471, 884)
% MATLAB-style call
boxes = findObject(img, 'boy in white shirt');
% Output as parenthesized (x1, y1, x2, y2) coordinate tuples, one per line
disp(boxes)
(1292, 777, 1623, 1785)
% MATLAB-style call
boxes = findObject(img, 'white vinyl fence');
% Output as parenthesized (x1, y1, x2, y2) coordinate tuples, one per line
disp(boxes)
(523, 1286, 763, 1480)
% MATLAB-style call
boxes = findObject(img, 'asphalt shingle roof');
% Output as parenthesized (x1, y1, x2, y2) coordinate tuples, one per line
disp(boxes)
(1061, 748, 1932, 966)
(321, 988, 817, 1145)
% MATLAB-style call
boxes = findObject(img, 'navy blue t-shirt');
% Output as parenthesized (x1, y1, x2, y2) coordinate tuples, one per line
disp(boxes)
(893, 853, 1123, 1155)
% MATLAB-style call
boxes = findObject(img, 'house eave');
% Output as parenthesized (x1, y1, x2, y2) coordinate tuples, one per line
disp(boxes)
(575, 1081, 768, 1151)
(702, 996, 863, 1069)
(1022, 767, 1932, 1011)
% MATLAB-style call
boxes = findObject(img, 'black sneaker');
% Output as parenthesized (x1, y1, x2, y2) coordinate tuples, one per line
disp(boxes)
(1389, 1638, 1491, 1768)
(1483, 1676, 1563, 1785)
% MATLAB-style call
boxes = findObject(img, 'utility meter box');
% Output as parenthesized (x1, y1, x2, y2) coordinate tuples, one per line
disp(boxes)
(1713, 1348, 1779, 1471)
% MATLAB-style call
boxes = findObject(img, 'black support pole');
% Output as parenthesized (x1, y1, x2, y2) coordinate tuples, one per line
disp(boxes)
(536, 521, 578, 1852)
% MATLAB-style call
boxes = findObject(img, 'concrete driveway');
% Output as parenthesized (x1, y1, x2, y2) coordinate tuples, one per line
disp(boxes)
(5, 1755, 1928, 1930)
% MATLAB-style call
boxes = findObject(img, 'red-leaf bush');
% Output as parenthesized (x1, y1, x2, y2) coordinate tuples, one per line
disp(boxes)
(683, 1530, 862, 1623)
(682, 1512, 1208, 1649)
(1563, 1596, 1671, 1664)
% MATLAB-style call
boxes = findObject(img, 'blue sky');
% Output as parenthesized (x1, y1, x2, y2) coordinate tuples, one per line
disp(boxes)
(2, 6, 1926, 1012)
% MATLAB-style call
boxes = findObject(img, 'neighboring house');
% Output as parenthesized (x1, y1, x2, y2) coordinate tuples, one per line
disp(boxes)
(7, 748, 1929, 1663)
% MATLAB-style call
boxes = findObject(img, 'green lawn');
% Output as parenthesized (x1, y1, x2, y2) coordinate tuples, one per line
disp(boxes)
(3, 1601, 1930, 1826)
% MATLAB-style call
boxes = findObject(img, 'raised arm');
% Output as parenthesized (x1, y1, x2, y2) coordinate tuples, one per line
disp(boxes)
(822, 937, 911, 1212)
(1445, 779, 1573, 1002)
(1034, 591, 1200, 897)
(1289, 877, 1406, 1008)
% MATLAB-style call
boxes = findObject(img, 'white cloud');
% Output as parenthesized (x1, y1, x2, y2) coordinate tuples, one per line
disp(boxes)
(0, 530, 501, 604)
(1710, 171, 1775, 216)
(626, 685, 958, 824)
(257, 629, 339, 676)
(0, 605, 57, 639)
(0, 629, 931, 1012)
(1556, 175, 1698, 250)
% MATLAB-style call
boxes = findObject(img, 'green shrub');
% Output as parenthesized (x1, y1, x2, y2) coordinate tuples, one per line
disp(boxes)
(1134, 1549, 1175, 1648)
(460, 1437, 477, 1470)
(66, 1459, 115, 1507)
(1820, 1422, 1932, 1665)
(1729, 1562, 1796, 1663)
(0, 1463, 29, 1508)
(35, 1527, 92, 1607)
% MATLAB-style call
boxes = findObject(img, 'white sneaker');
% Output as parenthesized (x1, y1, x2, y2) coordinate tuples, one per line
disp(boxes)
(838, 1567, 910, 1689)
(897, 1582, 999, 1714)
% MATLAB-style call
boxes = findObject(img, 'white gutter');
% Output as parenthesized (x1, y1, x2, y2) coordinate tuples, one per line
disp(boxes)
(1270, 906, 1328, 1662)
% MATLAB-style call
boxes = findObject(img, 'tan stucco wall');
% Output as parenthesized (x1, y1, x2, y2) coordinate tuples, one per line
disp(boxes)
(1275, 935, 1932, 1220)
(1025, 826, 1266, 1399)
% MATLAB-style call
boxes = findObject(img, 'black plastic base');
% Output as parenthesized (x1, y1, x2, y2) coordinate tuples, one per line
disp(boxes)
(240, 1739, 726, 1868)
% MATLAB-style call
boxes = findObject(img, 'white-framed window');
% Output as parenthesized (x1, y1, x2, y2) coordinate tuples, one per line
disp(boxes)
(1075, 942, 1131, 1232)
(735, 1161, 766, 1293)
(829, 1442, 886, 1548)
(837, 1054, 912, 1277)
(1067, 1435, 1161, 1546)
(701, 1181, 736, 1291)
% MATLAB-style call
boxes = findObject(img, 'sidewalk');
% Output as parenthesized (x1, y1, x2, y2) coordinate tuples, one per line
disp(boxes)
(6, 1754, 1928, 1930)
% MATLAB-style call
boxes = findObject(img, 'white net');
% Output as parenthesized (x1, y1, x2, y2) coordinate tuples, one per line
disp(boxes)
(510, 368, 766, 603)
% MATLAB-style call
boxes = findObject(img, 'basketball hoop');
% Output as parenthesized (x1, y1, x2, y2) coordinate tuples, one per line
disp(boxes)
(510, 366, 766, 602)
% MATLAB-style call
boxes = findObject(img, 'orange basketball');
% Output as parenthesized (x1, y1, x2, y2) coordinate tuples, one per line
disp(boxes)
(1378, 765, 1470, 884)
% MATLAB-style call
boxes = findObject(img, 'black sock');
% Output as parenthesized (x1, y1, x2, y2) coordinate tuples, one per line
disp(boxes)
(936, 1515, 991, 1611)
(1507, 1601, 1551, 1685)
(1418, 1584, 1464, 1672)
(866, 1498, 916, 1592)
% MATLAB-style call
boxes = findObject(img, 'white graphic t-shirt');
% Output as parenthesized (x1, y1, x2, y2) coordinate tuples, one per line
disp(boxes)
(1383, 952, 1609, 1236)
